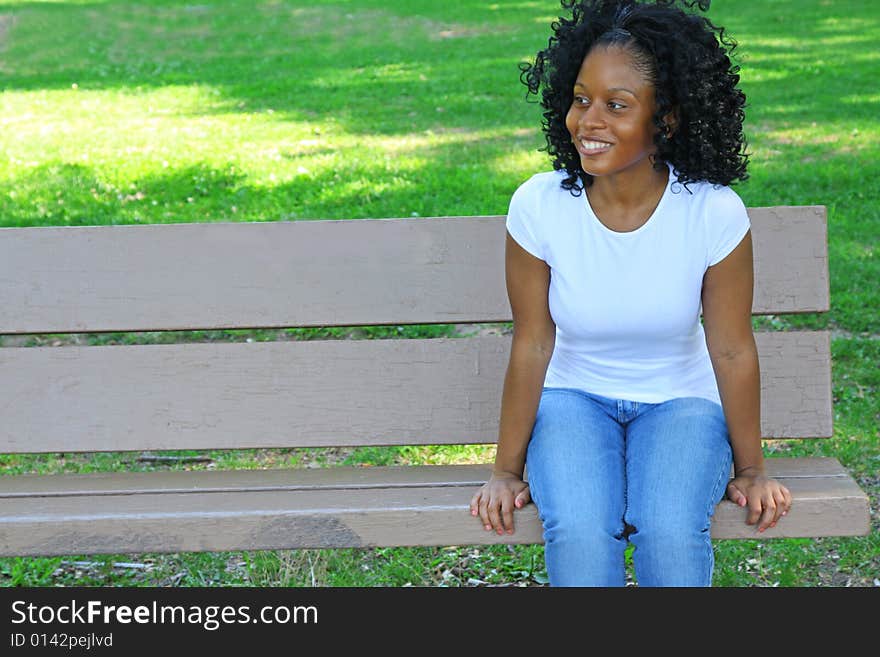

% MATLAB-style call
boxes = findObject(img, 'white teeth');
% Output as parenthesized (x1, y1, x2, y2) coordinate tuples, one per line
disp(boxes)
(580, 140, 610, 150)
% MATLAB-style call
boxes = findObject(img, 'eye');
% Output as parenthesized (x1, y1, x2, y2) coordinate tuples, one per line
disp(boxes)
(573, 95, 590, 106)
(608, 101, 626, 110)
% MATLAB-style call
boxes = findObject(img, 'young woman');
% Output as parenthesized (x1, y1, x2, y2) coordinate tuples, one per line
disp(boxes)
(469, 0, 792, 586)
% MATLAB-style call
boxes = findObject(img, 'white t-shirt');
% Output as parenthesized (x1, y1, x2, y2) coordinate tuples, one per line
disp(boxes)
(505, 163, 751, 405)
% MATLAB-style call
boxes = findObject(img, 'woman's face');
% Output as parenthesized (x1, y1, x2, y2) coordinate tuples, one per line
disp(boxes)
(565, 44, 661, 179)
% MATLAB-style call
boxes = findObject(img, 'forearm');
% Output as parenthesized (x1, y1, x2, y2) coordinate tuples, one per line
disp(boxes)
(710, 340, 765, 475)
(494, 340, 553, 478)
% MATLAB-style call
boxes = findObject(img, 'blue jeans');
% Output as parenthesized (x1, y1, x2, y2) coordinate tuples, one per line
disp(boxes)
(525, 387, 733, 587)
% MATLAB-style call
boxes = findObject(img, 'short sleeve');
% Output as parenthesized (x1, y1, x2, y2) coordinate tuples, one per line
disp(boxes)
(505, 178, 545, 261)
(706, 187, 751, 267)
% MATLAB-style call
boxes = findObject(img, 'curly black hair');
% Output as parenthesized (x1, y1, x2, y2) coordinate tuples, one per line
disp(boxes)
(520, 0, 748, 194)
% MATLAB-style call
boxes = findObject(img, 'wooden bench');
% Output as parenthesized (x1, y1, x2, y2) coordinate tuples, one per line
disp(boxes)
(0, 207, 870, 557)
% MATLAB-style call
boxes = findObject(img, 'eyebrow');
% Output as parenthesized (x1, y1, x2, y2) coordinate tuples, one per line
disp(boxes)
(573, 82, 637, 97)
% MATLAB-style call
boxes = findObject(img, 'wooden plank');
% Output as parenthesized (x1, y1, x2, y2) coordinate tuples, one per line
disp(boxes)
(757, 330, 832, 439)
(750, 206, 829, 315)
(709, 475, 870, 539)
(0, 208, 828, 335)
(0, 464, 497, 498)
(0, 332, 832, 454)
(0, 459, 868, 556)
(0, 459, 852, 499)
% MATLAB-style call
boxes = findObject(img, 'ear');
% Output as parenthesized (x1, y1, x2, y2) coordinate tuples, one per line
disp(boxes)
(662, 107, 679, 138)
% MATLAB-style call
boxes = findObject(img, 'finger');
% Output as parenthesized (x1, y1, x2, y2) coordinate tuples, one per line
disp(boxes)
(501, 497, 515, 535)
(487, 498, 504, 535)
(782, 485, 793, 516)
(478, 498, 492, 532)
(469, 491, 481, 516)
(515, 485, 531, 508)
(746, 495, 762, 525)
(757, 495, 777, 532)
(770, 489, 788, 526)
(726, 482, 747, 507)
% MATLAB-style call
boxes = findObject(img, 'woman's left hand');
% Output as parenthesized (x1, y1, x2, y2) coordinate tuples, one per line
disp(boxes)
(726, 470, 792, 532)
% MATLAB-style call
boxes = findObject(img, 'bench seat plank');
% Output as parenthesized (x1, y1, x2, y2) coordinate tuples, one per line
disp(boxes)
(0, 208, 828, 335)
(0, 464, 504, 498)
(0, 332, 832, 454)
(0, 458, 868, 556)
(0, 458, 854, 498)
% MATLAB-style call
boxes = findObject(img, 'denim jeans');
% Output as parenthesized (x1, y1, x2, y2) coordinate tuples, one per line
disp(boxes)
(525, 387, 733, 587)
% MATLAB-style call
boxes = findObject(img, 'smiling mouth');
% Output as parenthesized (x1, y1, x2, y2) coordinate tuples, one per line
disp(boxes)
(578, 139, 612, 154)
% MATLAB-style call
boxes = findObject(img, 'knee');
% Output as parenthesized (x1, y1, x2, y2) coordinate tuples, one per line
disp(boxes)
(626, 517, 715, 586)
(541, 505, 623, 549)
(626, 514, 710, 553)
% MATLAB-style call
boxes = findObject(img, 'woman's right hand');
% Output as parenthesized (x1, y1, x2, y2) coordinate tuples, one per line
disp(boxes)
(469, 471, 531, 535)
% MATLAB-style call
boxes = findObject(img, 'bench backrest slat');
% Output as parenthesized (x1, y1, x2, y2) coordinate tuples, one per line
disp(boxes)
(0, 207, 828, 335)
(0, 332, 830, 454)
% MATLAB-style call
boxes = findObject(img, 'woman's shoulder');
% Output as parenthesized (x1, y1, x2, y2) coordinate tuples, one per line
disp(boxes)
(512, 169, 571, 199)
(669, 170, 747, 218)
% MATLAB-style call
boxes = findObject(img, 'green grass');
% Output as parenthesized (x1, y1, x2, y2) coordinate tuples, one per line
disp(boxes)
(0, 0, 877, 587)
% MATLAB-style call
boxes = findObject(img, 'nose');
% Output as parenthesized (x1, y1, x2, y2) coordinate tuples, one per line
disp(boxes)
(578, 102, 604, 129)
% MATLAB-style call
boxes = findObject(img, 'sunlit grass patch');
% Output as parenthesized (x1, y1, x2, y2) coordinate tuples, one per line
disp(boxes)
(0, 0, 876, 588)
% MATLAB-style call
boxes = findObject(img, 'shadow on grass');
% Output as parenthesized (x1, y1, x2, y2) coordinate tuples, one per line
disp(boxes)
(0, 0, 877, 134)
(0, 127, 540, 227)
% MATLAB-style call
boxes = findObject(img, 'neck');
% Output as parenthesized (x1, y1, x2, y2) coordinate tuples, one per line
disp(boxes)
(586, 160, 669, 210)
